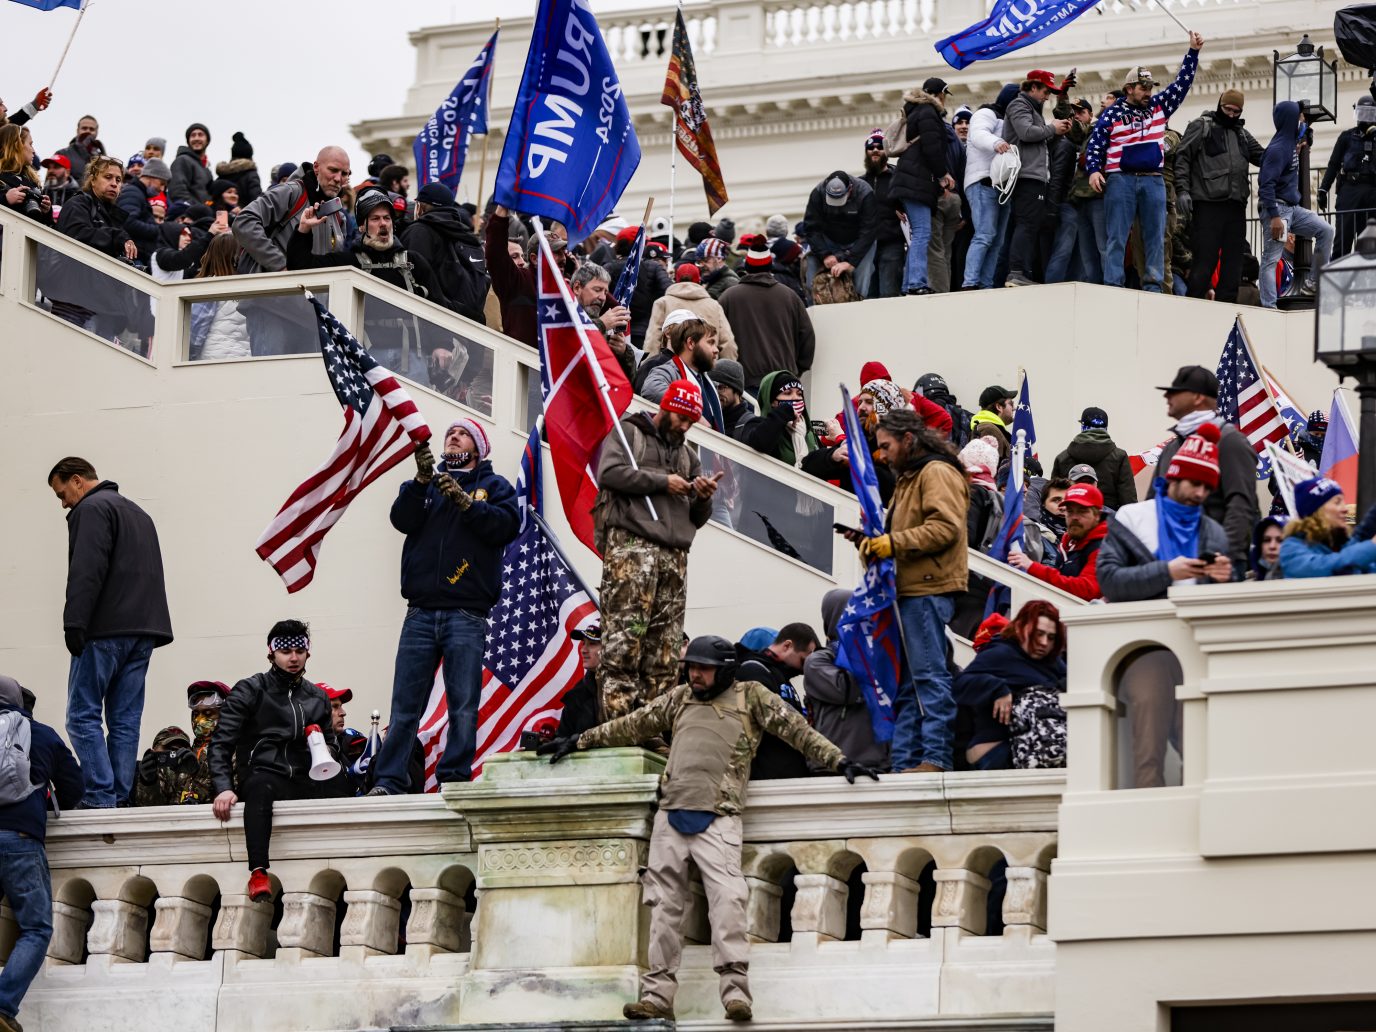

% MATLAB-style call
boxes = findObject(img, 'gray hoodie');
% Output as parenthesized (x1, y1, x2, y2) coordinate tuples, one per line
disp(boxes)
(1002, 90, 1055, 182)
(803, 588, 890, 773)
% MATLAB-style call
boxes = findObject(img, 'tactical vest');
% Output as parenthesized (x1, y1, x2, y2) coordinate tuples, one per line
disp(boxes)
(356, 248, 422, 296)
(1341, 127, 1376, 185)
(659, 685, 752, 813)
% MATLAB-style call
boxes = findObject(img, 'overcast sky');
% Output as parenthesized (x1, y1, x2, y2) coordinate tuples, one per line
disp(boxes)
(0, 0, 649, 178)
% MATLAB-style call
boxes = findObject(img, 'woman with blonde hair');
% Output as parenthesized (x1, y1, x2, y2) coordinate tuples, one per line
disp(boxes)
(0, 123, 52, 223)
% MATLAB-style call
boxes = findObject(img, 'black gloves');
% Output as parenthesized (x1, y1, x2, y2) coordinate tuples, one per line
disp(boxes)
(136, 753, 160, 785)
(771, 401, 796, 424)
(838, 758, 880, 784)
(414, 441, 435, 484)
(536, 736, 580, 763)
(64, 628, 85, 657)
(1316, 188, 1329, 211)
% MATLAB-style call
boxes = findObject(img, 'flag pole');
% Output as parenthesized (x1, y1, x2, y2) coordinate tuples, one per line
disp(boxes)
(668, 111, 678, 252)
(531, 216, 658, 521)
(640, 196, 655, 232)
(49, 0, 92, 91)
(475, 18, 499, 209)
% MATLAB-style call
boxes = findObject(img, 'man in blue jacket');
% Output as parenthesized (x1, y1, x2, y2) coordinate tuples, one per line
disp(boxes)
(369, 419, 520, 792)
(1258, 101, 1334, 308)
(0, 674, 84, 1032)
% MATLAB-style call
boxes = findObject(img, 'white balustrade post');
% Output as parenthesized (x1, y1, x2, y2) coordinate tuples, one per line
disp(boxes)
(275, 891, 337, 960)
(859, 870, 920, 943)
(930, 868, 992, 937)
(87, 899, 149, 963)
(1001, 867, 1048, 939)
(211, 893, 275, 959)
(47, 901, 92, 965)
(148, 897, 212, 961)
(744, 876, 784, 943)
(788, 873, 849, 945)
(338, 889, 402, 960)
(405, 887, 469, 958)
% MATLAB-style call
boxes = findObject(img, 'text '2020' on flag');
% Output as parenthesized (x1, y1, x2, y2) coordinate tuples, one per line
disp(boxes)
(255, 296, 431, 593)
(536, 224, 633, 555)
(417, 422, 597, 786)
(833, 383, 900, 744)
(935, 0, 1100, 70)
(495, 0, 641, 246)
(414, 29, 497, 193)
(662, 8, 729, 215)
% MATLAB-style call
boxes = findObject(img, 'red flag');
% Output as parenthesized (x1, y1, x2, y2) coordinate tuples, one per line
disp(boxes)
(537, 239, 632, 554)
(661, 9, 728, 214)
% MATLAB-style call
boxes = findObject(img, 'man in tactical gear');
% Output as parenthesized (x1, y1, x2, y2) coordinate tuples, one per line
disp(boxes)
(539, 634, 880, 1024)
(1319, 95, 1376, 258)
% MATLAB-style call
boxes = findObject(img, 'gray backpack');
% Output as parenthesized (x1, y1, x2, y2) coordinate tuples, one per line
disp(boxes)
(0, 712, 36, 806)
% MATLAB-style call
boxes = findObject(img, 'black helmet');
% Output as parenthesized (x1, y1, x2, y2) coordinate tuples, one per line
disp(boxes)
(915, 372, 950, 399)
(683, 635, 735, 666)
(355, 188, 394, 223)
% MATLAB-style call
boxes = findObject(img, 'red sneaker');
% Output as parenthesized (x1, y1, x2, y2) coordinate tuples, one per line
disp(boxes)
(247, 869, 272, 903)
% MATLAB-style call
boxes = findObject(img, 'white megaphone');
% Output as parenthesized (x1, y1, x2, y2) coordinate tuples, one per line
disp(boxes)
(305, 724, 341, 781)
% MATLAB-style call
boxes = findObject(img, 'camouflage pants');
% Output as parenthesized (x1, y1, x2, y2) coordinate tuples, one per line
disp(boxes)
(596, 527, 688, 720)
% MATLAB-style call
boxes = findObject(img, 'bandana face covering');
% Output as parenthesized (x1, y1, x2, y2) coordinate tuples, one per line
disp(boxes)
(192, 714, 218, 740)
(270, 635, 310, 652)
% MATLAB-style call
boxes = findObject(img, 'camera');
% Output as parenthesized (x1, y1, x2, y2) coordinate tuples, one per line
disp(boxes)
(156, 748, 199, 777)
(21, 188, 43, 218)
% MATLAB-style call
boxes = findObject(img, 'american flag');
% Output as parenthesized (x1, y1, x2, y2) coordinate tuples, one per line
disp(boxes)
(416, 423, 597, 786)
(536, 223, 633, 555)
(612, 224, 645, 309)
(255, 295, 430, 593)
(1215, 318, 1291, 466)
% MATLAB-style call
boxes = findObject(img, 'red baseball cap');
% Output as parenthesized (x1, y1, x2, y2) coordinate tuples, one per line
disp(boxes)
(660, 379, 703, 422)
(1063, 484, 1104, 509)
(316, 682, 353, 704)
(41, 154, 71, 171)
(1026, 70, 1059, 91)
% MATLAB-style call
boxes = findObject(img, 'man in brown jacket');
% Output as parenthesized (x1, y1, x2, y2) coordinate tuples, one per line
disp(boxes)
(864, 409, 969, 773)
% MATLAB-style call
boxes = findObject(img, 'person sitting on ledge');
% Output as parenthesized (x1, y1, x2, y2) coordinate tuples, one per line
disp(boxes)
(538, 634, 879, 1025)
(210, 620, 343, 903)
(1279, 477, 1376, 579)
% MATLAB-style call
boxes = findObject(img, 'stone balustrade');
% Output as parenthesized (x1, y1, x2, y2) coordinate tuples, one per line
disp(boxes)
(10, 754, 1060, 1030)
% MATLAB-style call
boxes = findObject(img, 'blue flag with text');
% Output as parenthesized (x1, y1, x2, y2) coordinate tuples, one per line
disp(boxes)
(414, 30, 497, 194)
(935, 0, 1099, 70)
(7, 0, 83, 9)
(495, 0, 641, 246)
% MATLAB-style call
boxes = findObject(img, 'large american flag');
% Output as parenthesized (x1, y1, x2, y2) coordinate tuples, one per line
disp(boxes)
(416, 423, 597, 786)
(1215, 318, 1291, 462)
(255, 295, 430, 593)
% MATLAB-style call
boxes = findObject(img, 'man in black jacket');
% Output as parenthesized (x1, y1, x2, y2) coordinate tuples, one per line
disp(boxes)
(804, 170, 879, 297)
(555, 624, 604, 738)
(116, 157, 172, 264)
(739, 624, 820, 780)
(860, 130, 906, 298)
(370, 420, 520, 793)
(48, 457, 172, 808)
(210, 620, 342, 903)
(402, 181, 490, 324)
(169, 122, 213, 205)
(0, 674, 82, 1032)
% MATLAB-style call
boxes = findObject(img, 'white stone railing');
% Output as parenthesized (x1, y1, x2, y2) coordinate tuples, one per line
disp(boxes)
(11, 755, 1059, 1029)
(762, 0, 937, 45)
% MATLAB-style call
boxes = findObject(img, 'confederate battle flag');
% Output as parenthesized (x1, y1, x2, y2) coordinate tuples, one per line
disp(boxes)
(661, 8, 729, 215)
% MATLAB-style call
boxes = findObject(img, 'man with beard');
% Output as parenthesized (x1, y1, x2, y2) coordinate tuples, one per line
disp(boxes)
(638, 311, 724, 431)
(860, 129, 906, 298)
(170, 123, 214, 205)
(592, 381, 721, 720)
(1008, 483, 1111, 600)
(401, 181, 489, 324)
(572, 261, 637, 382)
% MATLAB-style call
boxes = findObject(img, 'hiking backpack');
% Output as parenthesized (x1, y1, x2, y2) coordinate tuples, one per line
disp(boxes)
(0, 711, 36, 806)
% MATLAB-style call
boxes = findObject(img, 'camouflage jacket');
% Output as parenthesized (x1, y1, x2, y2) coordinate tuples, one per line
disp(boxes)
(578, 680, 844, 815)
(133, 731, 216, 806)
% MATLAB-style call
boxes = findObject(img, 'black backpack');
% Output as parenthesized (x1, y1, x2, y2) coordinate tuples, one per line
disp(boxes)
(631, 350, 675, 394)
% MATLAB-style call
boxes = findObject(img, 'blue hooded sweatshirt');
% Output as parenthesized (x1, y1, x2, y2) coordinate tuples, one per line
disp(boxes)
(1257, 101, 1303, 219)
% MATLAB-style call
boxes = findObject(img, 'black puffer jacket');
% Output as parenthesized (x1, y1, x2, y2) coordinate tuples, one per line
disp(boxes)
(861, 164, 905, 246)
(888, 88, 950, 208)
(56, 191, 132, 258)
(209, 666, 340, 794)
(0, 170, 49, 224)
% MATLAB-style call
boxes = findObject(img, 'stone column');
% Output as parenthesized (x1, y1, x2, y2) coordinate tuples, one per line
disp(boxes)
(405, 887, 469, 958)
(446, 747, 664, 1024)
(211, 894, 274, 959)
(859, 870, 920, 944)
(788, 873, 849, 945)
(148, 897, 212, 961)
(87, 899, 148, 963)
(744, 876, 784, 943)
(930, 868, 991, 936)
(275, 891, 336, 960)
(47, 901, 92, 965)
(1002, 867, 1048, 937)
(338, 889, 402, 960)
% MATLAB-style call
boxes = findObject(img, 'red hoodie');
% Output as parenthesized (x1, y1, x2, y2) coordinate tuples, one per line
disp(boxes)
(1027, 519, 1110, 601)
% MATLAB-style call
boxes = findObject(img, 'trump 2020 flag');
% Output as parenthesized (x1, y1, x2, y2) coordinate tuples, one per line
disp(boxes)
(7, 0, 83, 9)
(833, 384, 899, 744)
(935, 0, 1099, 70)
(414, 30, 497, 193)
(495, 0, 641, 246)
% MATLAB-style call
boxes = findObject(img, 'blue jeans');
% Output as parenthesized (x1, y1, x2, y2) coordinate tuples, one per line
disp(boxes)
(891, 595, 956, 771)
(807, 242, 876, 298)
(962, 182, 1010, 288)
(375, 606, 487, 790)
(1043, 202, 1080, 283)
(872, 240, 907, 298)
(0, 831, 52, 1021)
(1103, 174, 1166, 291)
(901, 201, 933, 291)
(67, 635, 154, 807)
(1074, 198, 1105, 284)
(1260, 203, 1335, 308)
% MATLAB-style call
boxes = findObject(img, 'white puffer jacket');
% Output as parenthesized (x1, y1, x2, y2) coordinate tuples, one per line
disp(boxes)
(964, 106, 1005, 190)
(200, 300, 250, 361)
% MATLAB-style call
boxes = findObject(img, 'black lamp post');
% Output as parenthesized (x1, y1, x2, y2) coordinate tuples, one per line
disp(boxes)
(1273, 35, 1339, 310)
(1315, 218, 1376, 514)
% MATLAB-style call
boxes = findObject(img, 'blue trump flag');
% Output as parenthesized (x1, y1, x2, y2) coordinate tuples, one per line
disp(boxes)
(986, 370, 1035, 616)
(1011, 369, 1037, 459)
(8, 0, 83, 9)
(414, 30, 497, 194)
(495, 0, 641, 246)
(612, 224, 644, 308)
(935, 0, 1099, 70)
(833, 384, 901, 744)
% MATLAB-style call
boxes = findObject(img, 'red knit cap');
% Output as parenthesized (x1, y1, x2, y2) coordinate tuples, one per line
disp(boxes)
(1165, 423, 1221, 488)
(660, 379, 703, 422)
(860, 361, 891, 384)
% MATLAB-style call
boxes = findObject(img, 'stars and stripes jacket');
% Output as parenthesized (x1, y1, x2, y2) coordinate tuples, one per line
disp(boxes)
(1085, 48, 1199, 176)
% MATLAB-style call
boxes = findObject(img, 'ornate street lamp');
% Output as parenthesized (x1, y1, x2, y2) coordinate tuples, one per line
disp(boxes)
(1273, 35, 1340, 310)
(1315, 218, 1376, 513)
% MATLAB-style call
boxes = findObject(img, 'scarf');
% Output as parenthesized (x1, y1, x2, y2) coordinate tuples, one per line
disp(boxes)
(1172, 408, 1215, 438)
(673, 354, 724, 433)
(1205, 110, 1239, 157)
(1153, 479, 1202, 562)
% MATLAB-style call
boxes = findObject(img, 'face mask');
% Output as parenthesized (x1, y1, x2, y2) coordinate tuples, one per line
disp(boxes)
(443, 450, 473, 467)
(791, 399, 806, 419)
(192, 714, 218, 740)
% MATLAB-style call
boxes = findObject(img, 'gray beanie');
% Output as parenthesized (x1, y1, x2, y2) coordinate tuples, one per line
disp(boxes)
(0, 675, 23, 710)
(708, 359, 745, 395)
(764, 214, 790, 240)
(141, 158, 172, 182)
(146, 137, 167, 153)
(714, 217, 736, 246)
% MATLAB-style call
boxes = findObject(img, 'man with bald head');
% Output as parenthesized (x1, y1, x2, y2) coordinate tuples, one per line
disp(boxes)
(232, 146, 353, 353)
